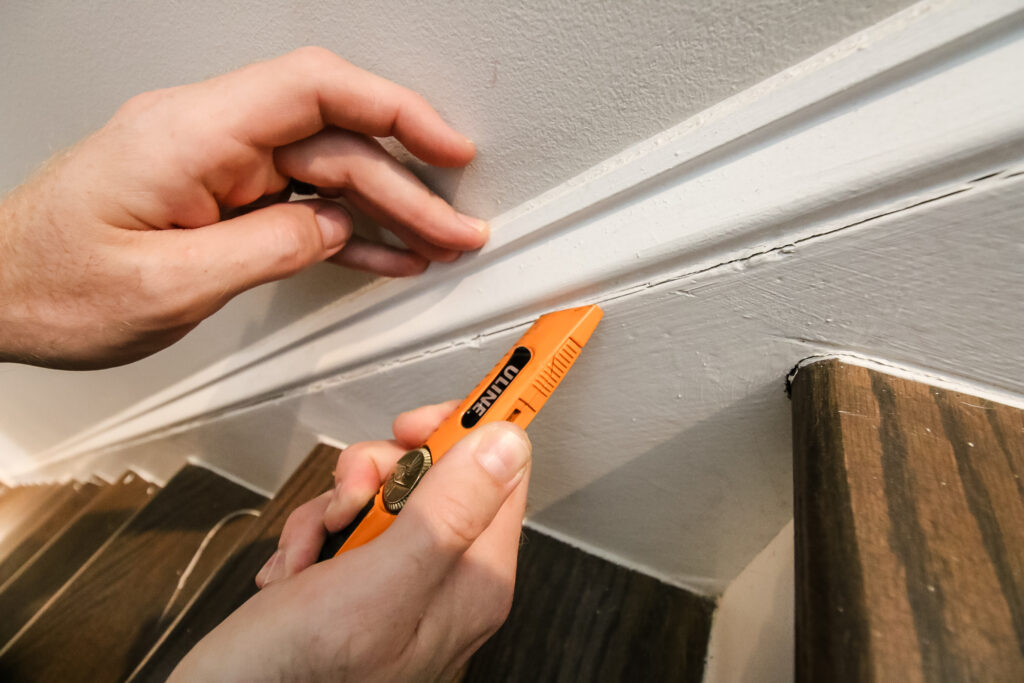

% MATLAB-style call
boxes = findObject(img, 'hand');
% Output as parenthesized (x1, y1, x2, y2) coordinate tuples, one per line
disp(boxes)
(0, 47, 487, 369)
(171, 402, 532, 682)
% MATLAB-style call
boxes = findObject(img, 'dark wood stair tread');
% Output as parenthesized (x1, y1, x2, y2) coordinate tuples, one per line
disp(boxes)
(132, 444, 714, 682)
(0, 464, 267, 682)
(0, 480, 103, 587)
(129, 444, 339, 682)
(463, 529, 715, 683)
(0, 485, 61, 550)
(0, 472, 157, 646)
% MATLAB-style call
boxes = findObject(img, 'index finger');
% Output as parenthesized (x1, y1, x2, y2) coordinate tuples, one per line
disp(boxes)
(191, 47, 475, 167)
(392, 400, 461, 448)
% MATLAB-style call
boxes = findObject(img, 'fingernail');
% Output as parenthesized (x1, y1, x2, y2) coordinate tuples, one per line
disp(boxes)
(475, 426, 531, 484)
(255, 549, 287, 587)
(456, 212, 489, 234)
(316, 205, 351, 250)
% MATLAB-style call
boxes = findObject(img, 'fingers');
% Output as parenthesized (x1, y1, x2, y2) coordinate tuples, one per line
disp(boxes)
(341, 190, 462, 263)
(392, 400, 461, 448)
(322, 400, 460, 536)
(255, 400, 460, 589)
(323, 440, 406, 532)
(327, 236, 429, 277)
(151, 200, 352, 311)
(425, 467, 530, 655)
(189, 46, 475, 167)
(458, 462, 531, 601)
(258, 437, 411, 587)
(276, 129, 488, 252)
(255, 491, 332, 588)
(382, 423, 532, 592)
(149, 198, 433, 316)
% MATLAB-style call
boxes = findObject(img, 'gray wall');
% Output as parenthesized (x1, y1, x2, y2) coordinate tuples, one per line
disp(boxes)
(0, 0, 912, 461)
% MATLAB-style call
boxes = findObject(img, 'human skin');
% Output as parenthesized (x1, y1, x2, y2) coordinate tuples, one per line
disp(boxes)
(1, 48, 530, 680)
(172, 402, 531, 682)
(0, 46, 487, 370)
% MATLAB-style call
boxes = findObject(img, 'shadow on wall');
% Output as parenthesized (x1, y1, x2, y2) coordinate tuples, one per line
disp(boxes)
(528, 374, 793, 591)
(732, 524, 794, 682)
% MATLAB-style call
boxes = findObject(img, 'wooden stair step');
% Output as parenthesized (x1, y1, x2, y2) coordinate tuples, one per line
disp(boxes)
(0, 472, 157, 647)
(129, 444, 339, 681)
(0, 484, 61, 549)
(791, 359, 1024, 681)
(132, 444, 714, 681)
(0, 480, 103, 587)
(463, 529, 715, 682)
(0, 464, 267, 682)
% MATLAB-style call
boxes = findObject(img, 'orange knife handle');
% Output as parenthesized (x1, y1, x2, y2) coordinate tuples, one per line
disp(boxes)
(335, 494, 394, 554)
(331, 304, 602, 558)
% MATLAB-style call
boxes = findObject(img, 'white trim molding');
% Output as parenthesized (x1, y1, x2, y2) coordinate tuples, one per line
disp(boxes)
(39, 0, 1024, 464)
(18, 0, 1024, 592)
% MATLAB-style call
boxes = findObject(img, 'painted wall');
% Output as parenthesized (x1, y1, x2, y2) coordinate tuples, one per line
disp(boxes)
(0, 0, 913, 465)
(704, 521, 794, 683)
(16, 0, 1024, 593)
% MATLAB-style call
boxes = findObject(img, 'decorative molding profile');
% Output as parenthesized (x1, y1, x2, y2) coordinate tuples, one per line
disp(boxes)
(28, 0, 1024, 468)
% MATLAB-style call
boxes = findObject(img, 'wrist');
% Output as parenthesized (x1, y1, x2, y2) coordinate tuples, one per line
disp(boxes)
(0, 189, 35, 364)
(0, 174, 105, 369)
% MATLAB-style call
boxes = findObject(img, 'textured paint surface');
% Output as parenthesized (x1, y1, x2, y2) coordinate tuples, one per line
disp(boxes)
(43, 169, 1024, 590)
(26, 0, 1024, 468)
(0, 0, 912, 460)
(3, 1, 1022, 592)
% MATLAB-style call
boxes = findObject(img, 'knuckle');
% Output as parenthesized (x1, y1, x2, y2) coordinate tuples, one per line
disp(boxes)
(335, 442, 371, 483)
(391, 410, 412, 438)
(487, 586, 515, 634)
(114, 89, 165, 121)
(464, 577, 514, 647)
(432, 493, 483, 551)
(143, 292, 201, 330)
(135, 278, 194, 329)
(267, 211, 317, 274)
(290, 46, 339, 70)
(408, 91, 430, 111)
(289, 500, 319, 527)
(334, 451, 348, 485)
(281, 502, 318, 540)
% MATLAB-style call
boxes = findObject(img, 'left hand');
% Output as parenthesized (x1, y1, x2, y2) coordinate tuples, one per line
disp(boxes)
(171, 401, 532, 682)
(0, 47, 486, 369)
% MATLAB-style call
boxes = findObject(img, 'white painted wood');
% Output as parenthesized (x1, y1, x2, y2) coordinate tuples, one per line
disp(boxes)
(704, 521, 795, 683)
(31, 150, 1024, 594)
(0, 0, 916, 460)
(36, 0, 1024, 464)
(12, 0, 1024, 591)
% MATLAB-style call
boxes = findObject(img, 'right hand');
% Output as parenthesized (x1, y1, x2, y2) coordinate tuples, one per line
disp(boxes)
(172, 402, 532, 682)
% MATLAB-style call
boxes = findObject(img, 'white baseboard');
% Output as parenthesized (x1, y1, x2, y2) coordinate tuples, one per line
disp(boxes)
(17, 0, 1024, 591)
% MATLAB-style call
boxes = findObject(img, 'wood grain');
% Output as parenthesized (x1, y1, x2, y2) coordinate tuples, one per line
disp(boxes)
(792, 359, 1024, 682)
(0, 484, 60, 549)
(463, 529, 715, 682)
(128, 444, 340, 682)
(0, 480, 102, 587)
(0, 465, 266, 682)
(0, 472, 156, 647)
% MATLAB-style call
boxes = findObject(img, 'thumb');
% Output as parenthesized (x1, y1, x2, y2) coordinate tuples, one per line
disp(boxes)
(169, 199, 351, 300)
(383, 423, 531, 587)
